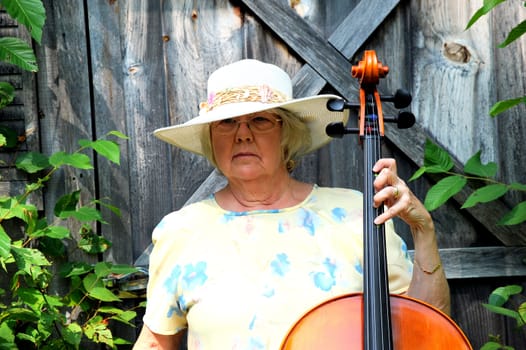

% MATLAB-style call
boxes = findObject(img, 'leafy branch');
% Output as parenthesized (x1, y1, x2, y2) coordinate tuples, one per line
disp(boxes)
(410, 139, 526, 226)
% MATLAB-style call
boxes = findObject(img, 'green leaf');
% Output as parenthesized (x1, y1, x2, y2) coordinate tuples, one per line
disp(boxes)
(464, 151, 497, 177)
(63, 322, 83, 346)
(94, 261, 111, 278)
(108, 130, 129, 139)
(88, 287, 121, 302)
(465, 0, 506, 30)
(111, 310, 137, 327)
(0, 225, 11, 259)
(110, 264, 139, 275)
(423, 139, 454, 172)
(499, 19, 526, 47)
(49, 151, 93, 169)
(488, 285, 522, 306)
(483, 304, 520, 318)
(11, 246, 50, 274)
(462, 184, 508, 209)
(60, 261, 93, 277)
(54, 190, 80, 217)
(0, 125, 19, 148)
(424, 175, 467, 211)
(59, 206, 104, 223)
(0, 37, 38, 72)
(481, 341, 508, 350)
(519, 302, 526, 326)
(510, 182, 526, 191)
(1, 0, 46, 43)
(0, 134, 5, 148)
(408, 166, 427, 182)
(498, 201, 526, 225)
(0, 322, 15, 347)
(15, 151, 50, 173)
(78, 231, 112, 254)
(29, 225, 70, 240)
(489, 96, 526, 117)
(0, 81, 15, 109)
(80, 139, 121, 165)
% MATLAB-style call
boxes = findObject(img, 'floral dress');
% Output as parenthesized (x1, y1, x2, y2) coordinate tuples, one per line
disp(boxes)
(143, 185, 413, 349)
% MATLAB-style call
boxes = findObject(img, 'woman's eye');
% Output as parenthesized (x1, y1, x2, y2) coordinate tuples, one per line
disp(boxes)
(252, 116, 272, 124)
(219, 119, 236, 125)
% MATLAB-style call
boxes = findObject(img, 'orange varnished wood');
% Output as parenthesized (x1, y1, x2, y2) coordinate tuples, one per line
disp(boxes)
(280, 294, 473, 349)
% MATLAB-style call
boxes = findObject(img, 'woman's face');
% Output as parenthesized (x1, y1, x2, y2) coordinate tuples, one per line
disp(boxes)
(210, 112, 285, 182)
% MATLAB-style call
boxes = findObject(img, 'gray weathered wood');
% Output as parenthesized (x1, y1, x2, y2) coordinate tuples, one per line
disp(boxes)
(37, 1, 97, 263)
(410, 246, 526, 279)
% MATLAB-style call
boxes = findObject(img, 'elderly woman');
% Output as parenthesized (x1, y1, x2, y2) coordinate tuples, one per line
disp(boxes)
(134, 59, 449, 349)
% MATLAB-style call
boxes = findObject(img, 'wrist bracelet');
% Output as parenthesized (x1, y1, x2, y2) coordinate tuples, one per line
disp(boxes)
(414, 260, 442, 275)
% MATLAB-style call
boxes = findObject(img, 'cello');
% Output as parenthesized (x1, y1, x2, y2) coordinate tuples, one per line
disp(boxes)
(280, 51, 472, 349)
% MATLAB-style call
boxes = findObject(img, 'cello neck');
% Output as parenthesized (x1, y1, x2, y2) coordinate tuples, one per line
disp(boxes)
(362, 92, 393, 350)
(353, 51, 393, 350)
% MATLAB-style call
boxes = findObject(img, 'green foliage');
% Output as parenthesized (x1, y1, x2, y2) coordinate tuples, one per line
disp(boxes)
(465, 0, 526, 118)
(0, 131, 140, 349)
(411, 140, 526, 226)
(0, 2, 142, 348)
(414, 4, 526, 349)
(0, 0, 46, 147)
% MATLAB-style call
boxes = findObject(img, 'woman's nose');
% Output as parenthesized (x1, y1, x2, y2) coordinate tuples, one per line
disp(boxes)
(235, 121, 254, 142)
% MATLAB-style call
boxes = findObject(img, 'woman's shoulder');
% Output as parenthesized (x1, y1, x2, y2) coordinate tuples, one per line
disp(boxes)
(152, 197, 220, 242)
(305, 185, 363, 213)
(313, 185, 363, 200)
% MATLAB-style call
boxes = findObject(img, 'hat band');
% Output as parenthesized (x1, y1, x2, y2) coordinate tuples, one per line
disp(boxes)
(199, 85, 289, 113)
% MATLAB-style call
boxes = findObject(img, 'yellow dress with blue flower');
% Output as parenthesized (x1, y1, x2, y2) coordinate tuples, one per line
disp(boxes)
(143, 185, 413, 349)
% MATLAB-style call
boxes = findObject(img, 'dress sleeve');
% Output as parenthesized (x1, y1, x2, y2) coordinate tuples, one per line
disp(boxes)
(384, 219, 413, 294)
(142, 212, 190, 335)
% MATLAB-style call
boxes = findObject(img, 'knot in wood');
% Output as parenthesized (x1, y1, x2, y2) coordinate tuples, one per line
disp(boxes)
(443, 42, 471, 63)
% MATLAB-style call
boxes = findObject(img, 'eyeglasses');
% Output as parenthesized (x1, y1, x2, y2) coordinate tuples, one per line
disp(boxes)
(211, 115, 282, 134)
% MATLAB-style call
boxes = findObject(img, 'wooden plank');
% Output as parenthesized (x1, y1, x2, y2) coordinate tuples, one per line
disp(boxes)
(36, 1, 97, 263)
(117, 1, 175, 260)
(328, 0, 399, 58)
(86, 0, 133, 265)
(409, 247, 526, 279)
(240, 0, 355, 99)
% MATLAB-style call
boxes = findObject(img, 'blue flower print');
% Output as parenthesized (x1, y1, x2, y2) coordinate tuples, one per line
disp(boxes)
(354, 260, 363, 275)
(311, 271, 336, 291)
(331, 207, 347, 222)
(311, 258, 337, 291)
(270, 253, 290, 277)
(249, 337, 266, 349)
(163, 265, 183, 317)
(182, 261, 208, 290)
(297, 208, 319, 236)
(163, 265, 182, 294)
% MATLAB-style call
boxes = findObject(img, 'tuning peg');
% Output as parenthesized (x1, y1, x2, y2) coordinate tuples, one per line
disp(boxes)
(325, 122, 359, 138)
(326, 99, 360, 112)
(384, 111, 416, 129)
(380, 89, 412, 109)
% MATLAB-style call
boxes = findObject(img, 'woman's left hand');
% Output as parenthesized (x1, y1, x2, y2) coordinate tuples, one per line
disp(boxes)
(372, 158, 432, 229)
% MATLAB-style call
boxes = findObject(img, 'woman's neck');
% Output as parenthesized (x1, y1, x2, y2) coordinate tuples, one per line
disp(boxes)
(216, 176, 312, 212)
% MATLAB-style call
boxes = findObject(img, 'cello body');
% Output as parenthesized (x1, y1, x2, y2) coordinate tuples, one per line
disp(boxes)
(280, 293, 472, 349)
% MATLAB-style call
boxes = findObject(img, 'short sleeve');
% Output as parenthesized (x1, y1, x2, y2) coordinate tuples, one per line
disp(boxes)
(142, 212, 191, 335)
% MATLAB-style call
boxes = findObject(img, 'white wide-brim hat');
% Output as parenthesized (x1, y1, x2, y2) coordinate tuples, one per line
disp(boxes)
(154, 59, 348, 156)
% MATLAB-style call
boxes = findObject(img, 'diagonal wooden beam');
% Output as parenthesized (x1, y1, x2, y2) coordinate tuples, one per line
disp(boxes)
(240, 0, 526, 245)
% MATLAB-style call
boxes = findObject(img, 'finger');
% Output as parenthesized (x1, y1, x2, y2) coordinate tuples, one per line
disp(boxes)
(372, 158, 397, 174)
(373, 184, 402, 208)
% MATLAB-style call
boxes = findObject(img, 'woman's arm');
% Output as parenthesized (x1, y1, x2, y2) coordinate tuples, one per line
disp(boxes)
(133, 325, 185, 350)
(372, 158, 451, 315)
